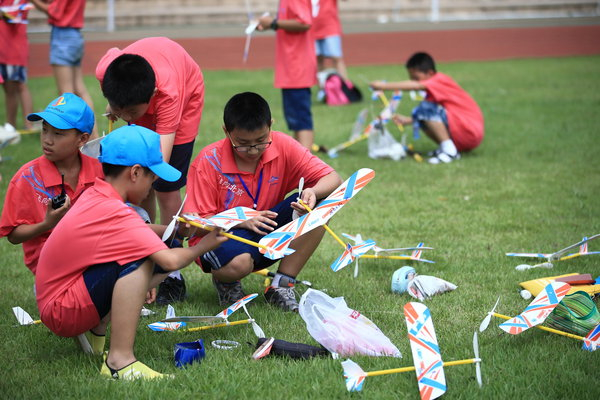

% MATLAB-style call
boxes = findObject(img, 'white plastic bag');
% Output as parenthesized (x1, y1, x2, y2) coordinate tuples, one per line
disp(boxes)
(368, 125, 406, 161)
(407, 275, 457, 301)
(298, 289, 401, 358)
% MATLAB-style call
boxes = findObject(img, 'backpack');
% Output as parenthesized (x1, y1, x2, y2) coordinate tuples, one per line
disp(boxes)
(323, 73, 362, 106)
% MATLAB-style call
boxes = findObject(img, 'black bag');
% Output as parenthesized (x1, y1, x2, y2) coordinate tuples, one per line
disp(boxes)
(255, 337, 329, 359)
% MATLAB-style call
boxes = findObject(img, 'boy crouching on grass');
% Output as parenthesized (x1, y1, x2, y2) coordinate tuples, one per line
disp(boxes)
(0, 93, 102, 276)
(35, 125, 227, 380)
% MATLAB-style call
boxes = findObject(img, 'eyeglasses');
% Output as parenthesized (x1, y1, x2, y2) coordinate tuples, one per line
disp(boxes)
(227, 133, 272, 153)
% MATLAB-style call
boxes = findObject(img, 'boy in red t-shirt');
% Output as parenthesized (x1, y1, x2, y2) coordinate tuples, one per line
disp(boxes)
(0, 93, 101, 276)
(313, 0, 349, 83)
(257, 0, 318, 151)
(95, 37, 205, 304)
(35, 125, 227, 380)
(185, 92, 341, 312)
(30, 0, 96, 136)
(370, 52, 484, 164)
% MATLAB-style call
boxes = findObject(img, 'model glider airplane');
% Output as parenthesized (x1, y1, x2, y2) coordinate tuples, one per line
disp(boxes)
(242, 0, 269, 63)
(148, 293, 264, 337)
(507, 234, 600, 271)
(12, 306, 41, 326)
(330, 239, 377, 273)
(1, 3, 33, 24)
(342, 302, 482, 396)
(498, 282, 570, 334)
(258, 168, 375, 258)
(479, 291, 600, 351)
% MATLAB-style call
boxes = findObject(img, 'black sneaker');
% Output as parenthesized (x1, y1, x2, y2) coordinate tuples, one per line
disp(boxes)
(212, 278, 246, 307)
(264, 286, 299, 312)
(156, 276, 187, 305)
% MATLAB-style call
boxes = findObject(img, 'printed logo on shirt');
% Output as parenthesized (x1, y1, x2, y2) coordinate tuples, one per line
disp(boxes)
(268, 176, 279, 185)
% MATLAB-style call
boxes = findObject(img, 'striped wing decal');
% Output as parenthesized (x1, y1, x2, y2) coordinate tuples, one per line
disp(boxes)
(404, 302, 446, 400)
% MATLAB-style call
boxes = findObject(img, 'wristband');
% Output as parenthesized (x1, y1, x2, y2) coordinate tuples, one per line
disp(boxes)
(270, 18, 278, 30)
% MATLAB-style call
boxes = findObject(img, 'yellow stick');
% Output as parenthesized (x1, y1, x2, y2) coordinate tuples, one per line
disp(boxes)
(108, 119, 113, 133)
(558, 253, 582, 261)
(298, 200, 346, 249)
(376, 91, 404, 132)
(493, 312, 584, 341)
(366, 358, 480, 377)
(177, 217, 270, 251)
(360, 254, 415, 261)
(181, 319, 251, 333)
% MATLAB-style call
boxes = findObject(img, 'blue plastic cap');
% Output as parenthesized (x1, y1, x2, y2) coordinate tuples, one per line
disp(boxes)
(391, 266, 416, 294)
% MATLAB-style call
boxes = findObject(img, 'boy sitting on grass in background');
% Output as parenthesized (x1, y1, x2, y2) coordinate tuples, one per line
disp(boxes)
(370, 52, 484, 164)
(0, 93, 102, 276)
(35, 125, 227, 380)
(185, 92, 342, 312)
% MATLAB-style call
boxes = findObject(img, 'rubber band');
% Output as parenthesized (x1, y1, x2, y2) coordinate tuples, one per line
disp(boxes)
(211, 340, 240, 350)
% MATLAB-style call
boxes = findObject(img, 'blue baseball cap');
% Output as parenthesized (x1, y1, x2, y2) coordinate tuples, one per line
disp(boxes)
(391, 266, 416, 294)
(98, 125, 181, 182)
(27, 93, 95, 134)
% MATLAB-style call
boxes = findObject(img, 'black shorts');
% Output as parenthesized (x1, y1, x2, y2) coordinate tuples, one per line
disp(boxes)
(153, 140, 195, 192)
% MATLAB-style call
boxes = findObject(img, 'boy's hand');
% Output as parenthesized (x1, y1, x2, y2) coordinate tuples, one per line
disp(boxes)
(145, 288, 156, 304)
(393, 114, 412, 126)
(104, 104, 119, 122)
(370, 81, 386, 90)
(291, 187, 317, 216)
(236, 210, 278, 235)
(44, 195, 71, 228)
(199, 228, 229, 252)
(257, 14, 274, 31)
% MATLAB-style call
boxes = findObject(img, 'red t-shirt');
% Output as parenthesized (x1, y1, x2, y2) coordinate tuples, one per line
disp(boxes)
(184, 130, 334, 218)
(422, 72, 485, 151)
(312, 0, 342, 40)
(0, 0, 29, 66)
(0, 154, 103, 275)
(47, 0, 85, 28)
(95, 37, 205, 145)
(36, 178, 168, 337)
(274, 0, 317, 88)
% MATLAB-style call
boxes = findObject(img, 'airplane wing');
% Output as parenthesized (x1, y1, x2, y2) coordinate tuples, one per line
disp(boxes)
(583, 325, 600, 352)
(215, 293, 258, 319)
(341, 359, 367, 392)
(258, 168, 375, 255)
(404, 302, 446, 400)
(148, 304, 186, 331)
(161, 316, 225, 324)
(505, 252, 553, 259)
(499, 282, 570, 335)
(331, 240, 376, 272)
(208, 207, 261, 230)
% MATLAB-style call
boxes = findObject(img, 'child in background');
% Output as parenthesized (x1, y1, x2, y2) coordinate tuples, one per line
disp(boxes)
(185, 92, 341, 312)
(35, 125, 227, 380)
(313, 0, 349, 81)
(0, 0, 35, 136)
(370, 52, 484, 164)
(95, 37, 205, 305)
(30, 0, 96, 136)
(0, 93, 101, 276)
(257, 0, 318, 151)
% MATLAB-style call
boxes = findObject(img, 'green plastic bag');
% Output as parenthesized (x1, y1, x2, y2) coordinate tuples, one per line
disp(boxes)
(545, 291, 600, 336)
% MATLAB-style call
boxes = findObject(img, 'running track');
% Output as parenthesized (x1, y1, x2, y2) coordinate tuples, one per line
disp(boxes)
(28, 24, 600, 77)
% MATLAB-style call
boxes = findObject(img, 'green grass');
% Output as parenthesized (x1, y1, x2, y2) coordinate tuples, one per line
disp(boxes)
(1, 56, 599, 399)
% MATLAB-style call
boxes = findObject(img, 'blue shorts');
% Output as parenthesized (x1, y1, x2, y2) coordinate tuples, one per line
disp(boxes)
(411, 101, 449, 140)
(282, 88, 313, 131)
(83, 258, 168, 319)
(315, 35, 343, 58)
(199, 194, 299, 273)
(0, 64, 27, 82)
(50, 26, 84, 66)
(153, 140, 195, 192)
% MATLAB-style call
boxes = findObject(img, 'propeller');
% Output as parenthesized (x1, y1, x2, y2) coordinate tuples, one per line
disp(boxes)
(479, 297, 500, 332)
(161, 194, 187, 241)
(472, 331, 483, 388)
(242, 304, 265, 338)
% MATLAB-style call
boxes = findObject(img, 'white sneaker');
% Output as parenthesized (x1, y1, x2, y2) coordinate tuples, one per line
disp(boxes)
(428, 149, 460, 164)
(0, 123, 20, 146)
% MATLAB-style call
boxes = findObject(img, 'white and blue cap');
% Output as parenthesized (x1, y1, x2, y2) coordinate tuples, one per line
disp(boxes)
(27, 93, 95, 134)
(99, 125, 181, 182)
(391, 266, 416, 294)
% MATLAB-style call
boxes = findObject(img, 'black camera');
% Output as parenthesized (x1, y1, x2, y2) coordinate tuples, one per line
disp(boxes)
(51, 174, 66, 209)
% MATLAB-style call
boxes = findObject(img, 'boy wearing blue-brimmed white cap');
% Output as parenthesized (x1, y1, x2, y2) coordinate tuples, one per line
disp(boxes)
(35, 125, 228, 381)
(0, 93, 103, 276)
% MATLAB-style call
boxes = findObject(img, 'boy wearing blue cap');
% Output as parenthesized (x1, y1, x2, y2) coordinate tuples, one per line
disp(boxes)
(35, 125, 227, 380)
(0, 93, 102, 276)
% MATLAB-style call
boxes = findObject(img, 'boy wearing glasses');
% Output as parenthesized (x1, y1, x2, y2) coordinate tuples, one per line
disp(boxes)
(185, 92, 341, 312)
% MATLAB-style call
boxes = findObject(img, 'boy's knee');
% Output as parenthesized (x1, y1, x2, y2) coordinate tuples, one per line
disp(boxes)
(220, 254, 254, 278)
